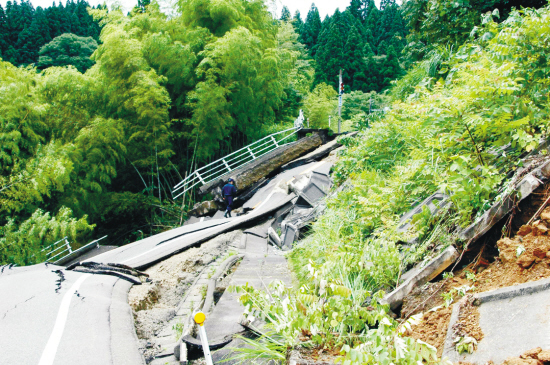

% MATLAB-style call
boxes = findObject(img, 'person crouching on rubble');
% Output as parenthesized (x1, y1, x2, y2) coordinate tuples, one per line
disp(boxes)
(223, 178, 237, 218)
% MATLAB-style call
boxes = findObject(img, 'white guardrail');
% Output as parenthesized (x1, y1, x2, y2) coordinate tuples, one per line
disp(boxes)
(172, 111, 305, 199)
(43, 235, 108, 265)
(42, 236, 71, 263)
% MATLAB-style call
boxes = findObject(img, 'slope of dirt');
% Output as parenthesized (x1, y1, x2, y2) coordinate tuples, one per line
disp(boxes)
(406, 307, 453, 357)
(128, 230, 242, 361)
(403, 207, 550, 355)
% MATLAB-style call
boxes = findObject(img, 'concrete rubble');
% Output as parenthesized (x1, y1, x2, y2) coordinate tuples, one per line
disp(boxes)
(387, 157, 550, 312)
(397, 191, 449, 233)
(265, 168, 333, 251)
(188, 200, 222, 217)
(459, 158, 550, 243)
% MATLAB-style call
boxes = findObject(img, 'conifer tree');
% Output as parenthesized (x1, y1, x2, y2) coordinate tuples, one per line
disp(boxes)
(0, 5, 7, 56)
(301, 3, 322, 56)
(348, 0, 363, 21)
(314, 20, 344, 88)
(292, 10, 303, 33)
(2, 0, 100, 66)
(379, 45, 402, 89)
(16, 7, 50, 65)
(344, 26, 367, 91)
(280, 5, 291, 21)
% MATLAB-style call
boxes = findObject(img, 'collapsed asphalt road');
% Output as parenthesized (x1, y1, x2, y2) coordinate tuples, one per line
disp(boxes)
(0, 158, 335, 365)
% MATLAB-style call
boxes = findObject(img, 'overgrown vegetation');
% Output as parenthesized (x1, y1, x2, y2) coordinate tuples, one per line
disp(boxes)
(0, 0, 314, 265)
(0, 0, 400, 265)
(233, 4, 550, 363)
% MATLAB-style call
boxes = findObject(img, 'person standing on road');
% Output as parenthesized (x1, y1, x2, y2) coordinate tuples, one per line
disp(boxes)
(222, 178, 237, 218)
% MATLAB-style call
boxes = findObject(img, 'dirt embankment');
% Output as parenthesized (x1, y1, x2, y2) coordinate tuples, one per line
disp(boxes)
(129, 231, 242, 340)
(402, 207, 550, 356)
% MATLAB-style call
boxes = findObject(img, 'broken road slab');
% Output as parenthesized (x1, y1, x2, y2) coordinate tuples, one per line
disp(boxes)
(459, 159, 550, 244)
(443, 277, 550, 363)
(88, 191, 295, 270)
(383, 246, 459, 310)
(199, 133, 324, 197)
(182, 224, 291, 354)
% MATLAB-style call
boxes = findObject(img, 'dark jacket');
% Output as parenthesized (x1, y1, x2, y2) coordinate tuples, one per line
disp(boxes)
(222, 183, 237, 197)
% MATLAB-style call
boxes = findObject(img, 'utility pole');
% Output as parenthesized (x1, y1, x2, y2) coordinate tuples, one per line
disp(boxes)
(338, 69, 343, 133)
(369, 96, 372, 114)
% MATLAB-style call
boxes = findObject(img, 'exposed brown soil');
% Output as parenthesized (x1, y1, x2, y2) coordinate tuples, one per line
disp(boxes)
(407, 307, 453, 357)
(403, 207, 550, 356)
(292, 347, 341, 365)
(453, 295, 484, 341)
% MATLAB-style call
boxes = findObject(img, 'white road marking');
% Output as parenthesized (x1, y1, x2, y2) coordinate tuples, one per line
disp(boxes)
(38, 274, 91, 365)
(254, 190, 277, 211)
(199, 217, 204, 222)
(299, 161, 326, 175)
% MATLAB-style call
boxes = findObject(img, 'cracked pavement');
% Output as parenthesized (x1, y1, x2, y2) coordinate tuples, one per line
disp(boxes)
(0, 157, 334, 365)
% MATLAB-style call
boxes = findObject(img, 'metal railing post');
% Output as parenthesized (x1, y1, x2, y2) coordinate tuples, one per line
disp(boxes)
(270, 135, 279, 147)
(247, 147, 256, 159)
(194, 312, 213, 365)
(65, 238, 72, 254)
(222, 158, 232, 172)
(196, 171, 205, 184)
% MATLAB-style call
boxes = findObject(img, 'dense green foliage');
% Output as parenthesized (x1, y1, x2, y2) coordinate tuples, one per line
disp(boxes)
(37, 33, 98, 72)
(0, 0, 315, 265)
(289, 0, 407, 93)
(402, 0, 547, 61)
(235, 4, 550, 363)
(0, 0, 102, 66)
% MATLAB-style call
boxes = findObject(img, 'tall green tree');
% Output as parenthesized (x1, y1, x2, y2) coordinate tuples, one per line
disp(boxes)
(1, 0, 101, 66)
(344, 26, 368, 91)
(300, 3, 322, 56)
(280, 5, 291, 21)
(37, 33, 98, 72)
(292, 10, 303, 33)
(0, 5, 8, 56)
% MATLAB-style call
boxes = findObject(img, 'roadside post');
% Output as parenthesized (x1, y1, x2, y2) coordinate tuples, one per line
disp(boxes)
(338, 69, 343, 133)
(194, 312, 214, 365)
